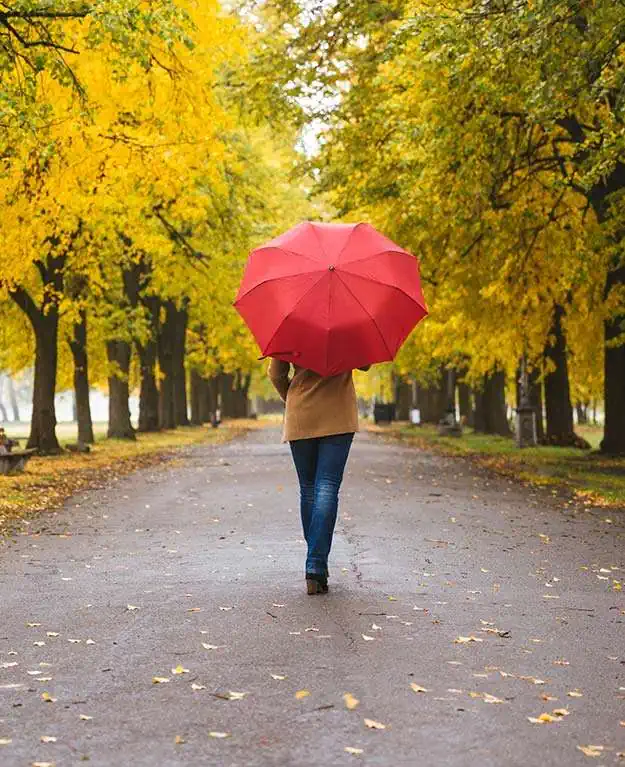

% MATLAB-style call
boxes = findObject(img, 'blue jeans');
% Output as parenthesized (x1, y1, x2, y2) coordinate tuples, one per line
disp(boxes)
(289, 432, 354, 577)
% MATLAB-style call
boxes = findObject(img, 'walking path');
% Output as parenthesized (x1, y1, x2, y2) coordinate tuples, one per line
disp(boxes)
(0, 428, 623, 766)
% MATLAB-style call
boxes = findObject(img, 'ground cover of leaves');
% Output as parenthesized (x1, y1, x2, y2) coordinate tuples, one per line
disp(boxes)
(369, 424, 625, 510)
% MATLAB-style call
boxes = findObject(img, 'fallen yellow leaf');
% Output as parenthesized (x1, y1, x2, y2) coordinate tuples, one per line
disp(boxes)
(577, 745, 604, 757)
(41, 692, 57, 702)
(174, 735, 186, 745)
(482, 693, 504, 704)
(528, 709, 568, 724)
(528, 714, 558, 724)
(171, 665, 189, 675)
(364, 718, 386, 730)
(345, 747, 364, 755)
(295, 690, 310, 700)
(226, 691, 248, 700)
(343, 693, 359, 710)
(152, 677, 170, 684)
(410, 684, 428, 693)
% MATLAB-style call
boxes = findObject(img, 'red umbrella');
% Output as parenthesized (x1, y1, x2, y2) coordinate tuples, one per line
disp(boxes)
(234, 221, 428, 377)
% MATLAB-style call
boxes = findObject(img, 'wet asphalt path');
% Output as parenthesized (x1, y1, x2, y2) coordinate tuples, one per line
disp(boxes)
(0, 427, 624, 766)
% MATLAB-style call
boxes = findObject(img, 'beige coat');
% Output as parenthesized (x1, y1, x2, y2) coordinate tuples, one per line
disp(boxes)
(268, 359, 360, 442)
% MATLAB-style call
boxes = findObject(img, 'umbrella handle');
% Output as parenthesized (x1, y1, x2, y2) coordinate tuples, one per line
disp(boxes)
(257, 351, 301, 361)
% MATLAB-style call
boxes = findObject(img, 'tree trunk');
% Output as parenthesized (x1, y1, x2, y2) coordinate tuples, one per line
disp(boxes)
(68, 308, 94, 444)
(233, 372, 251, 418)
(172, 303, 189, 426)
(393, 374, 413, 421)
(528, 367, 544, 443)
(575, 402, 588, 425)
(7, 376, 20, 422)
(137, 336, 160, 432)
(120, 258, 160, 433)
(107, 340, 135, 440)
(208, 376, 219, 419)
(473, 387, 486, 433)
(158, 300, 176, 430)
(220, 373, 236, 418)
(190, 370, 203, 426)
(28, 314, 61, 452)
(417, 379, 447, 424)
(584, 160, 625, 453)
(136, 296, 160, 433)
(198, 377, 211, 423)
(219, 372, 250, 419)
(474, 371, 511, 436)
(601, 266, 625, 453)
(9, 276, 63, 453)
(543, 303, 578, 446)
(458, 381, 471, 424)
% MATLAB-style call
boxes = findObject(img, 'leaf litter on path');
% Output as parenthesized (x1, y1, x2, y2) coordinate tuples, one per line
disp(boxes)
(364, 718, 386, 730)
(343, 693, 359, 710)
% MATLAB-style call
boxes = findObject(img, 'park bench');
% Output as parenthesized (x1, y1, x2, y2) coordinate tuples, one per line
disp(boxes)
(0, 448, 37, 475)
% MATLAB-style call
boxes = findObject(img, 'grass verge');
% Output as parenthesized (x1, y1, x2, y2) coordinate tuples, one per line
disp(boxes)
(366, 422, 625, 510)
(0, 420, 256, 536)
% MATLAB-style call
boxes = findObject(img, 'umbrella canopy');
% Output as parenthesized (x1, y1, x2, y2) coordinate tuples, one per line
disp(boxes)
(234, 221, 428, 377)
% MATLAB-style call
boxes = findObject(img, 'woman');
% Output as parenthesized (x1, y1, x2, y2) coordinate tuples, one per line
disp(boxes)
(269, 359, 369, 595)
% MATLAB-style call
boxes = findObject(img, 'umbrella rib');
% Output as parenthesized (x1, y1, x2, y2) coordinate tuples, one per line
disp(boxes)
(335, 222, 363, 266)
(334, 272, 394, 360)
(261, 273, 328, 356)
(339, 248, 414, 269)
(309, 222, 331, 261)
(337, 266, 428, 314)
(235, 268, 323, 304)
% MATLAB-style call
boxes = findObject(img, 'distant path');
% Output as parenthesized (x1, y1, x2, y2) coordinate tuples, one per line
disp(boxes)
(0, 428, 623, 766)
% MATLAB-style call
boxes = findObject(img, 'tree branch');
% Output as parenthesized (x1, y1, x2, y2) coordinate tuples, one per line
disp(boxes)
(152, 204, 210, 263)
(0, 10, 90, 20)
(0, 16, 79, 54)
(6, 284, 41, 328)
